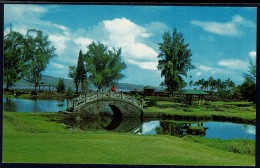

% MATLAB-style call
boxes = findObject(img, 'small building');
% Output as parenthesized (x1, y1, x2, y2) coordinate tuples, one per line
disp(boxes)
(130, 89, 142, 95)
(143, 86, 155, 96)
(181, 90, 208, 105)
(39, 83, 56, 92)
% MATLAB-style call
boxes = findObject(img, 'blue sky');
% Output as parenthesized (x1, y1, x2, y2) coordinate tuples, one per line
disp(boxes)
(4, 4, 257, 87)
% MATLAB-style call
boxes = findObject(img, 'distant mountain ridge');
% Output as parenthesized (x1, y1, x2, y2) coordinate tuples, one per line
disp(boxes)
(10, 75, 161, 91)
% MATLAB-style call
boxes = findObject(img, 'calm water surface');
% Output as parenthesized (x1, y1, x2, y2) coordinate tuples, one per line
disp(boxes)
(140, 120, 256, 140)
(3, 98, 256, 140)
(3, 98, 66, 112)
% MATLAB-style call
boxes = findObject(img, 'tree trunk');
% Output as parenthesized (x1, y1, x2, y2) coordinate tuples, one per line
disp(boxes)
(75, 84, 79, 94)
(5, 83, 9, 91)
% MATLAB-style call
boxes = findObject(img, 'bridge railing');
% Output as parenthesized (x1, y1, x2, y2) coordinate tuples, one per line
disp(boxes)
(66, 91, 144, 111)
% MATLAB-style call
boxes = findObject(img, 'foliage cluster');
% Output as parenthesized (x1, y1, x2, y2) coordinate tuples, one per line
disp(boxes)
(68, 42, 127, 93)
(66, 86, 74, 98)
(156, 28, 255, 102)
(4, 29, 56, 91)
(183, 135, 255, 156)
(186, 126, 205, 135)
(146, 97, 158, 107)
(145, 101, 256, 125)
(56, 78, 66, 94)
(157, 28, 195, 94)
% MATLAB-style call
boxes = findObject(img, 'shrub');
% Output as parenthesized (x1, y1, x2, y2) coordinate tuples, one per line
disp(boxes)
(30, 90, 38, 95)
(66, 86, 74, 97)
(186, 126, 206, 136)
(146, 98, 157, 107)
(57, 78, 66, 94)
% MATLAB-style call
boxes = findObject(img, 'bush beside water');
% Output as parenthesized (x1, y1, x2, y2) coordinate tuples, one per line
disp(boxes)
(183, 135, 255, 156)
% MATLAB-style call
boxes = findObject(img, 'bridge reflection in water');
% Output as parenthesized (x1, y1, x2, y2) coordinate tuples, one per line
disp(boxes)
(64, 92, 207, 135)
(63, 111, 143, 134)
(63, 113, 208, 136)
(64, 91, 144, 133)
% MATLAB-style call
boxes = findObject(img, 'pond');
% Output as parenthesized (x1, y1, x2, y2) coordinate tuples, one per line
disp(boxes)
(140, 120, 256, 140)
(3, 98, 66, 112)
(65, 113, 255, 140)
(3, 98, 256, 140)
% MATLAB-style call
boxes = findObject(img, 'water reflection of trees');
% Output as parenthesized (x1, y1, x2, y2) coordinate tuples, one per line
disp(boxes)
(63, 113, 142, 133)
(155, 121, 206, 137)
(4, 98, 16, 111)
(98, 111, 113, 128)
(155, 121, 188, 137)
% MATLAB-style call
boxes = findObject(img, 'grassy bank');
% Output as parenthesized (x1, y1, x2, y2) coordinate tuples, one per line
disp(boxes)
(143, 101, 256, 125)
(3, 92, 67, 100)
(2, 112, 255, 165)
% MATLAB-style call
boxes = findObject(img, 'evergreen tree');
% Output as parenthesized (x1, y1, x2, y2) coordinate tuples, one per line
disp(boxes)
(68, 50, 88, 93)
(157, 28, 195, 95)
(56, 78, 66, 93)
(188, 75, 193, 90)
(76, 50, 87, 91)
(240, 57, 256, 102)
(68, 65, 80, 93)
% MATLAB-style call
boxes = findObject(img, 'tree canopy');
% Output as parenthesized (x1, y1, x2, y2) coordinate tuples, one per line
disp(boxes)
(240, 57, 256, 102)
(23, 29, 56, 91)
(4, 30, 25, 90)
(4, 29, 56, 91)
(68, 50, 88, 93)
(85, 41, 126, 91)
(157, 28, 195, 95)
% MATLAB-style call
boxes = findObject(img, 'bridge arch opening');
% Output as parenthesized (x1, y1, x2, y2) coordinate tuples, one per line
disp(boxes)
(98, 105, 122, 130)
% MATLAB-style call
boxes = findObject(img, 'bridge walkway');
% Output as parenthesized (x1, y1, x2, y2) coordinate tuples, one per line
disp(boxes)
(66, 91, 144, 112)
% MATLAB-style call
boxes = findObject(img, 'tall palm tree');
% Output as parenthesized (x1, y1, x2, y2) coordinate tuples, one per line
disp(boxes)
(203, 80, 209, 91)
(216, 79, 222, 92)
(208, 76, 214, 91)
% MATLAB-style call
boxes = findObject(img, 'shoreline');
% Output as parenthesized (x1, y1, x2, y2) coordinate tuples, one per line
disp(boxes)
(143, 111, 256, 126)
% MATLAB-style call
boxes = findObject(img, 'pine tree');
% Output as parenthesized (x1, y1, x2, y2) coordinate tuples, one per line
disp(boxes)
(157, 28, 195, 95)
(76, 50, 87, 92)
(56, 78, 66, 93)
(68, 65, 80, 93)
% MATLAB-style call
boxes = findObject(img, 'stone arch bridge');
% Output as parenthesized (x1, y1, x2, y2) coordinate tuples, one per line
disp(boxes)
(66, 91, 144, 119)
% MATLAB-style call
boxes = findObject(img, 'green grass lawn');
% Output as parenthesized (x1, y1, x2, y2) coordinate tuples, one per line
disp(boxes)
(144, 101, 256, 124)
(2, 112, 255, 166)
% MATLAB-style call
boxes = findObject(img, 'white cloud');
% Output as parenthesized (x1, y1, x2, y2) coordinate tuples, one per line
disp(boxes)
(4, 4, 47, 21)
(218, 59, 248, 70)
(127, 59, 158, 70)
(248, 51, 256, 59)
(191, 14, 255, 36)
(126, 43, 158, 60)
(199, 65, 212, 71)
(73, 37, 94, 53)
(50, 62, 65, 69)
(5, 5, 160, 76)
(100, 17, 159, 68)
(4, 4, 54, 32)
(53, 23, 68, 32)
(246, 126, 255, 135)
(196, 72, 202, 76)
(140, 121, 159, 134)
(49, 34, 70, 54)
(103, 17, 151, 38)
(145, 21, 169, 34)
